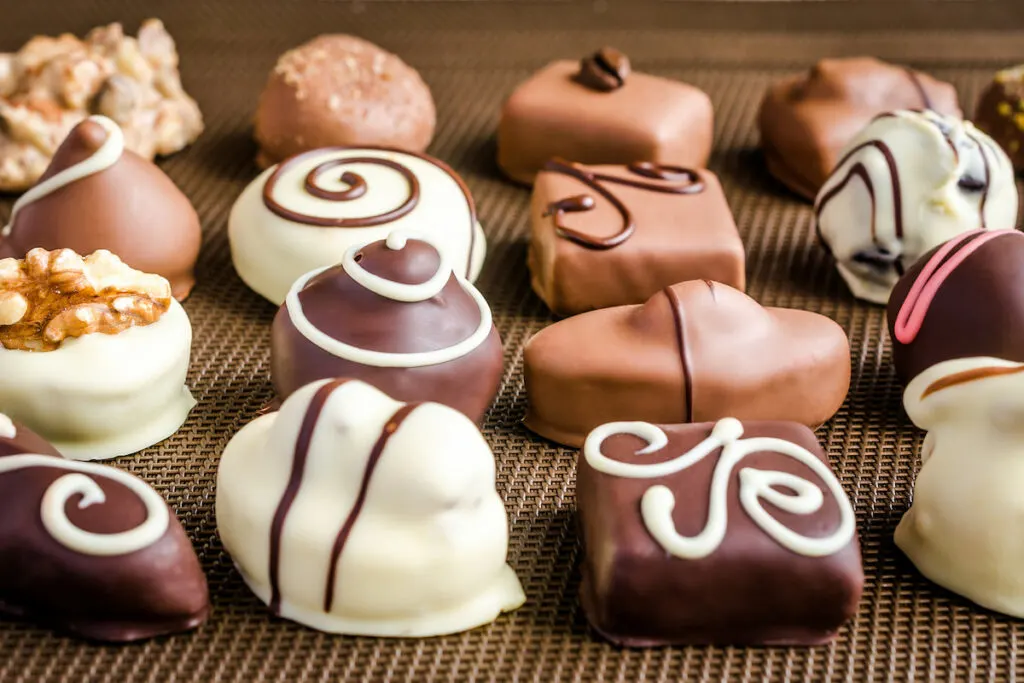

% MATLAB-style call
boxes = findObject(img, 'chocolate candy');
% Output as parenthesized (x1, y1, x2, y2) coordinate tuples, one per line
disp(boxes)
(0, 413, 61, 457)
(816, 110, 1017, 304)
(577, 418, 863, 645)
(254, 35, 435, 168)
(887, 229, 1024, 616)
(0, 116, 202, 300)
(0, 412, 209, 641)
(974, 65, 1024, 172)
(0, 248, 196, 460)
(529, 160, 744, 315)
(271, 232, 503, 423)
(887, 229, 1024, 384)
(229, 146, 486, 305)
(758, 57, 961, 201)
(524, 280, 850, 447)
(497, 48, 713, 185)
(216, 379, 525, 636)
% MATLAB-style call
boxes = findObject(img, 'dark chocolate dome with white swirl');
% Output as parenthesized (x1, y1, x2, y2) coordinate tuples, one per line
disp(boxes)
(229, 147, 487, 305)
(271, 232, 503, 423)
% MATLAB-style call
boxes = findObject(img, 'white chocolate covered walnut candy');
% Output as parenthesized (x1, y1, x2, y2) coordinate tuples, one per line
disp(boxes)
(0, 248, 171, 352)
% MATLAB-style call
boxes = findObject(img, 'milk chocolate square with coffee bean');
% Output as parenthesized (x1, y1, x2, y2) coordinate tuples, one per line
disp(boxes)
(577, 418, 863, 646)
(529, 160, 744, 315)
(498, 48, 713, 185)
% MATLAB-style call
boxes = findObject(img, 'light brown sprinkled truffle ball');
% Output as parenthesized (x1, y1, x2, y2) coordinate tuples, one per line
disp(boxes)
(253, 35, 435, 167)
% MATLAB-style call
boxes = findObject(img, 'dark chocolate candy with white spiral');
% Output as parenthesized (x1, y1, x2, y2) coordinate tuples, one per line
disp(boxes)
(887, 229, 1024, 384)
(577, 418, 863, 646)
(0, 413, 61, 458)
(0, 414, 209, 641)
(271, 231, 504, 423)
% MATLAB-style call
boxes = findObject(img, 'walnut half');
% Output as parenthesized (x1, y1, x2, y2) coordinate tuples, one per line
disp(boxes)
(0, 248, 171, 352)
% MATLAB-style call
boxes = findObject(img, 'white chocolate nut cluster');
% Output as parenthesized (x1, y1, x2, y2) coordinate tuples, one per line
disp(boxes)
(0, 19, 203, 191)
(0, 248, 171, 352)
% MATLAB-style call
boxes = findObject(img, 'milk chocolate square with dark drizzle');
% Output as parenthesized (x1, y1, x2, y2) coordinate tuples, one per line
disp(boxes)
(529, 160, 744, 315)
(576, 418, 863, 646)
(497, 49, 713, 186)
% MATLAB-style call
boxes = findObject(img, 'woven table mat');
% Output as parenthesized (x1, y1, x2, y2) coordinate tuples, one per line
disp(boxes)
(2, 1, 1024, 681)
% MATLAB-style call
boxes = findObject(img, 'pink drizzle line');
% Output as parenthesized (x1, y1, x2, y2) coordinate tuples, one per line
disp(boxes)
(893, 229, 1018, 344)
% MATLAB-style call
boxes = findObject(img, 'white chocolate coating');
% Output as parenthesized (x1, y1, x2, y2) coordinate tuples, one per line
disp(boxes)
(216, 379, 525, 636)
(897, 356, 1024, 617)
(228, 148, 487, 305)
(816, 110, 1018, 304)
(0, 300, 195, 460)
(585, 418, 855, 559)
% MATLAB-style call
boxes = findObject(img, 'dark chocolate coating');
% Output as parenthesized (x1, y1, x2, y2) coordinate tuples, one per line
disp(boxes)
(577, 420, 864, 646)
(524, 280, 851, 447)
(758, 57, 961, 201)
(887, 230, 1024, 383)
(974, 68, 1024, 172)
(0, 418, 62, 458)
(271, 238, 503, 423)
(0, 119, 202, 300)
(0, 459, 209, 641)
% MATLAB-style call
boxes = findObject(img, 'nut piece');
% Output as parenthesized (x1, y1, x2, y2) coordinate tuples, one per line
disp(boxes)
(0, 18, 203, 192)
(0, 247, 172, 352)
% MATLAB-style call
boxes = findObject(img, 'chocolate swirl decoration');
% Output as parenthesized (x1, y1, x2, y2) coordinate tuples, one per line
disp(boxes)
(0, 455, 169, 556)
(542, 159, 704, 250)
(584, 418, 855, 559)
(262, 149, 421, 227)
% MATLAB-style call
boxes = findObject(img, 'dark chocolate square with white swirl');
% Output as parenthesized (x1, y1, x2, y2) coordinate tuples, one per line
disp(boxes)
(529, 161, 744, 315)
(576, 419, 863, 646)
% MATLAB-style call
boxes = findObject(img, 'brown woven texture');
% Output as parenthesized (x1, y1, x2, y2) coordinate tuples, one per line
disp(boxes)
(2, 1, 1024, 681)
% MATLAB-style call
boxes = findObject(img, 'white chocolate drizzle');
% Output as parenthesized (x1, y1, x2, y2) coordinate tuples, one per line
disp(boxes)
(2, 116, 124, 237)
(0, 413, 15, 439)
(0, 454, 169, 556)
(286, 231, 493, 368)
(584, 418, 856, 559)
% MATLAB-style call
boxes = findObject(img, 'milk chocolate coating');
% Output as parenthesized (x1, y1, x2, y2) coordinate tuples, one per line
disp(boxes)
(497, 56, 713, 185)
(0, 119, 202, 300)
(254, 35, 436, 168)
(887, 230, 1024, 384)
(529, 162, 744, 315)
(975, 66, 1024, 172)
(271, 239, 503, 423)
(758, 57, 961, 201)
(577, 420, 863, 646)
(524, 280, 850, 447)
(0, 419, 61, 458)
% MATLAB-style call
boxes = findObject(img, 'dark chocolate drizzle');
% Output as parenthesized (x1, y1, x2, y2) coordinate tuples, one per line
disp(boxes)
(268, 378, 351, 614)
(323, 403, 418, 612)
(262, 147, 479, 278)
(815, 140, 903, 273)
(542, 159, 704, 250)
(664, 286, 694, 423)
(922, 364, 1024, 398)
(904, 69, 933, 110)
(962, 129, 992, 226)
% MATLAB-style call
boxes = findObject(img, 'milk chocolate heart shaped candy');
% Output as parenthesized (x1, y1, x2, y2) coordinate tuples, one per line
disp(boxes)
(0, 412, 209, 641)
(523, 280, 851, 447)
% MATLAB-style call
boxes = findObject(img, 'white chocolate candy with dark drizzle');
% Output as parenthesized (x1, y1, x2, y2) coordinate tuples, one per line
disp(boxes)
(229, 147, 487, 305)
(216, 379, 525, 636)
(815, 110, 1018, 304)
